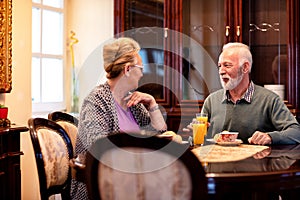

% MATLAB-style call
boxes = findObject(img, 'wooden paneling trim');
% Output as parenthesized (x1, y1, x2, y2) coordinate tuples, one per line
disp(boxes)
(287, 0, 300, 120)
(294, 0, 300, 111)
(165, 0, 183, 109)
(235, 0, 243, 42)
(114, 0, 125, 35)
(225, 0, 235, 42)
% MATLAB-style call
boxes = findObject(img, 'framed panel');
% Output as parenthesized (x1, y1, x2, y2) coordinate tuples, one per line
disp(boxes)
(0, 0, 12, 93)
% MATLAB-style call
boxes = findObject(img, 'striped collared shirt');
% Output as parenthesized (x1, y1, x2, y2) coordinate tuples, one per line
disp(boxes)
(222, 81, 255, 104)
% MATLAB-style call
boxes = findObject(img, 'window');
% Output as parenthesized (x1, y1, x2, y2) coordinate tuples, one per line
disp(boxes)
(32, 0, 66, 115)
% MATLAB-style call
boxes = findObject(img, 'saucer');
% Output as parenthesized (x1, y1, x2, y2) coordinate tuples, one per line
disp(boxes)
(216, 139, 243, 146)
(156, 134, 173, 139)
(181, 141, 189, 145)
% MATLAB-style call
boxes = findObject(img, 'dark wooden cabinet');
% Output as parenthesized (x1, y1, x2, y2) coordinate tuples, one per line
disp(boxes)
(114, 0, 300, 132)
(0, 126, 28, 200)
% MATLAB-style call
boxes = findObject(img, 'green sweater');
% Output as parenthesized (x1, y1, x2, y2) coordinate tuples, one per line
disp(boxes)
(202, 84, 300, 144)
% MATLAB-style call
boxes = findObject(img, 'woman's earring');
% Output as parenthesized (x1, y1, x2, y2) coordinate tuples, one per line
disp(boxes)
(125, 73, 130, 77)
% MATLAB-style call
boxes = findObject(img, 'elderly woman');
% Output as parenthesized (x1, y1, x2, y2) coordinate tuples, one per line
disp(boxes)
(70, 37, 167, 199)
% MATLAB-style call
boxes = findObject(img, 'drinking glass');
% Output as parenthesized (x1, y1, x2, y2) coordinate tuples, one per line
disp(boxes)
(192, 120, 206, 146)
(196, 113, 208, 135)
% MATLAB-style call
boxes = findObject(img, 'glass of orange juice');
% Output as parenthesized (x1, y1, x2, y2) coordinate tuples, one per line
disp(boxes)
(192, 121, 206, 146)
(196, 113, 208, 135)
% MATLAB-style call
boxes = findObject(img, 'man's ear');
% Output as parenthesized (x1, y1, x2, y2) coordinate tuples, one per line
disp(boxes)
(243, 62, 250, 73)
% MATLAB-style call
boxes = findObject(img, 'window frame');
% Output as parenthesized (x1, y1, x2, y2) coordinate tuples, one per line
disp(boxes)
(31, 0, 67, 115)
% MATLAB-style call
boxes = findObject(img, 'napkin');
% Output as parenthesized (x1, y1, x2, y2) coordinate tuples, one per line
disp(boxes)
(192, 144, 269, 163)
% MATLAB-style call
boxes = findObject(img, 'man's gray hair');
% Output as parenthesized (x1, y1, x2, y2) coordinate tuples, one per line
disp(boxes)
(223, 42, 253, 72)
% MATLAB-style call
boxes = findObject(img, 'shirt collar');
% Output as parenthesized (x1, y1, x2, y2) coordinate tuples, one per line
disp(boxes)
(222, 81, 255, 103)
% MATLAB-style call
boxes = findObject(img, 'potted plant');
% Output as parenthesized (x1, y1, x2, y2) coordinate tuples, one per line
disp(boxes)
(0, 104, 8, 119)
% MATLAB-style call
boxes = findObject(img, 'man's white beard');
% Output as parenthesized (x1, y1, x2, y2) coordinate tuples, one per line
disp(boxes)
(220, 68, 243, 90)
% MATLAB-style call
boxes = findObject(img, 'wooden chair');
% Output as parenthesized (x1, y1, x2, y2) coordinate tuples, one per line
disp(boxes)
(85, 133, 208, 200)
(28, 117, 73, 200)
(48, 111, 78, 154)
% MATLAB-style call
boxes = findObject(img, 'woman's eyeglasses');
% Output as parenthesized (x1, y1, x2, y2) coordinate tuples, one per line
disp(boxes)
(133, 65, 144, 72)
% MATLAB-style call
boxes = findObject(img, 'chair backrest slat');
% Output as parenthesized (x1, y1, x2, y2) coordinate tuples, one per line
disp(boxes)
(48, 111, 78, 154)
(28, 117, 73, 200)
(85, 133, 208, 200)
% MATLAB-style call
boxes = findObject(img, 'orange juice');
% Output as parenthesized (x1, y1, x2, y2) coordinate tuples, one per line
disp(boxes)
(197, 116, 208, 123)
(196, 113, 208, 135)
(193, 123, 206, 145)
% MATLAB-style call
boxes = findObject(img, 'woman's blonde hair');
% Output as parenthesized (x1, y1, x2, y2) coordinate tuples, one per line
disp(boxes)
(103, 37, 140, 79)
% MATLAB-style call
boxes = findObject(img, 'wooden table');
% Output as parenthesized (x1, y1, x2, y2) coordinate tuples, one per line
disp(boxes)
(192, 144, 300, 200)
(72, 136, 300, 200)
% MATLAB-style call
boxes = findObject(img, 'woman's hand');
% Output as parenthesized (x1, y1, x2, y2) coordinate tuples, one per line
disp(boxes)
(124, 91, 156, 108)
(124, 91, 167, 131)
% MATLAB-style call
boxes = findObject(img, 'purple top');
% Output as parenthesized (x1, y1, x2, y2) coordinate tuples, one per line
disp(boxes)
(115, 100, 140, 133)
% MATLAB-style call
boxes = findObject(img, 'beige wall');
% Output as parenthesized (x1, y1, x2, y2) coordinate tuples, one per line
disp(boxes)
(0, 0, 113, 199)
(66, 0, 114, 111)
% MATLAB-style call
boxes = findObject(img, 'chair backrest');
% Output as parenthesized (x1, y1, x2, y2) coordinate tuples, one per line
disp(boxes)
(48, 111, 78, 153)
(85, 133, 208, 200)
(28, 117, 73, 200)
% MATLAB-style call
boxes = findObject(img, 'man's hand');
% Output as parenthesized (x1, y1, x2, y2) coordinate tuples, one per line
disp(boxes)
(248, 131, 272, 145)
(253, 147, 271, 159)
(182, 120, 210, 132)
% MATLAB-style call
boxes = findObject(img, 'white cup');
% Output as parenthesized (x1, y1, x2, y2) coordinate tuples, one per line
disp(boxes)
(264, 84, 285, 100)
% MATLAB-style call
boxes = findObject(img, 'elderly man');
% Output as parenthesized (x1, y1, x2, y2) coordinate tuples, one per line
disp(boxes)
(201, 42, 300, 145)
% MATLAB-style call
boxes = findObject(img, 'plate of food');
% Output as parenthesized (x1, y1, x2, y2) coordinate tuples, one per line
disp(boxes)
(210, 131, 243, 146)
(157, 131, 183, 143)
